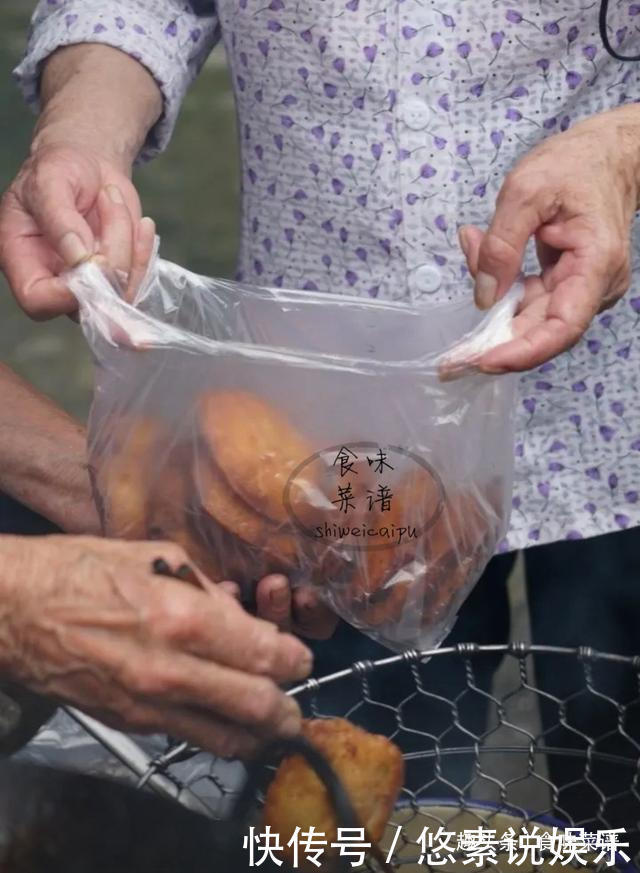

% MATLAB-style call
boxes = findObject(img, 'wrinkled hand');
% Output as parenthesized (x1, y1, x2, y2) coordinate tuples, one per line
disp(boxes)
(0, 143, 152, 319)
(459, 105, 640, 372)
(1, 535, 312, 758)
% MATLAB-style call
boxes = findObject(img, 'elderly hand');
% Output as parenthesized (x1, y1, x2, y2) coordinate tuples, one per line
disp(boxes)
(459, 104, 640, 372)
(0, 44, 164, 319)
(0, 142, 153, 319)
(0, 535, 312, 758)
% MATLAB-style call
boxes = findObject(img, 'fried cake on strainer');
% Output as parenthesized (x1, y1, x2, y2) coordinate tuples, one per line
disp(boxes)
(263, 718, 404, 865)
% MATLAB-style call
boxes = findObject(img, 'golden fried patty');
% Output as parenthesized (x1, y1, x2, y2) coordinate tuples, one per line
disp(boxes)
(263, 718, 404, 866)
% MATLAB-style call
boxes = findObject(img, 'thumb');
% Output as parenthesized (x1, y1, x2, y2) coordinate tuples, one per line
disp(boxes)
(475, 177, 543, 310)
(26, 173, 96, 268)
(458, 224, 484, 277)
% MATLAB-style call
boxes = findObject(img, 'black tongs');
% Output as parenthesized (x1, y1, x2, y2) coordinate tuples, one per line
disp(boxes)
(232, 735, 395, 873)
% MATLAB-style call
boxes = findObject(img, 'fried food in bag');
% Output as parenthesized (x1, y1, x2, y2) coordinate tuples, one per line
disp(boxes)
(198, 390, 331, 526)
(93, 416, 158, 540)
(194, 437, 299, 568)
(71, 254, 521, 651)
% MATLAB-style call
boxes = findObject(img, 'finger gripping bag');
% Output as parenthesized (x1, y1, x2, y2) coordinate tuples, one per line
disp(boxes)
(67, 253, 521, 652)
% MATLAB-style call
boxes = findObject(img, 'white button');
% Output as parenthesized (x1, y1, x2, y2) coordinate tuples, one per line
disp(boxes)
(400, 97, 431, 130)
(409, 264, 442, 296)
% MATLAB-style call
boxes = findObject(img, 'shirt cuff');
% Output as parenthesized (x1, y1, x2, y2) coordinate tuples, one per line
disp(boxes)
(13, 1, 219, 161)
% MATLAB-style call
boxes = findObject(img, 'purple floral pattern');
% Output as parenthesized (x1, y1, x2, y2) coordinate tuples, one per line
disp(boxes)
(15, 0, 640, 550)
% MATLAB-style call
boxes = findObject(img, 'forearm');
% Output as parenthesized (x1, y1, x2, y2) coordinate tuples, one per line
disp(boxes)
(0, 366, 99, 535)
(32, 44, 163, 171)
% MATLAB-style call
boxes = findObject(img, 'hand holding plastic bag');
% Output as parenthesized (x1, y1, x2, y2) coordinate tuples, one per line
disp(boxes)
(68, 253, 520, 651)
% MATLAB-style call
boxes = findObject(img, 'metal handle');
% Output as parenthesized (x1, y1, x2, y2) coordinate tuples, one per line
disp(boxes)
(63, 707, 214, 817)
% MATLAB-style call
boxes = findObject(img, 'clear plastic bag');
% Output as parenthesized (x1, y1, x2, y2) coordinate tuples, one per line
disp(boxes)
(68, 254, 520, 651)
(15, 708, 245, 814)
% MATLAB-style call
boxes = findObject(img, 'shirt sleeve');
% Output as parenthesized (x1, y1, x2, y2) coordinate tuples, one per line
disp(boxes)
(13, 0, 220, 161)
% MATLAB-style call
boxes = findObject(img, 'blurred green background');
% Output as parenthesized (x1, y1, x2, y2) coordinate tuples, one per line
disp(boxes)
(0, 1, 239, 420)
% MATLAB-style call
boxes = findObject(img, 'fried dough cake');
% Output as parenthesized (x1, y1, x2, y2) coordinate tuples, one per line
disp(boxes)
(194, 447, 300, 572)
(198, 390, 324, 526)
(419, 488, 496, 627)
(348, 466, 497, 630)
(97, 419, 226, 582)
(95, 416, 159, 539)
(147, 446, 225, 583)
(349, 467, 443, 626)
(263, 718, 404, 867)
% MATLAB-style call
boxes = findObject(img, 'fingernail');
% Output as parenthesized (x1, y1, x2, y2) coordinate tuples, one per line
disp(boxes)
(480, 364, 509, 375)
(291, 646, 313, 680)
(269, 578, 289, 609)
(139, 216, 155, 234)
(219, 581, 241, 600)
(295, 602, 319, 630)
(458, 226, 470, 259)
(280, 706, 302, 737)
(59, 232, 89, 267)
(294, 591, 315, 613)
(475, 271, 498, 310)
(106, 184, 124, 204)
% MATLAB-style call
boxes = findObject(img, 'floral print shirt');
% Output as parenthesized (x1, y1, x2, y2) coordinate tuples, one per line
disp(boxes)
(15, 0, 640, 551)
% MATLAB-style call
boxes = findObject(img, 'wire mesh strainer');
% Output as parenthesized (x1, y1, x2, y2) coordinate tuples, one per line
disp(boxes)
(65, 643, 640, 870)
